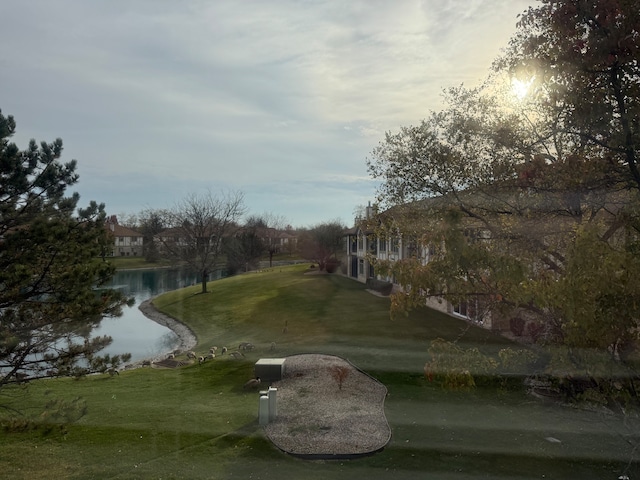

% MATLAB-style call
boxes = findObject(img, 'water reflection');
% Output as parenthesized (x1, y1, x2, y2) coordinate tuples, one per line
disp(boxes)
(95, 268, 223, 363)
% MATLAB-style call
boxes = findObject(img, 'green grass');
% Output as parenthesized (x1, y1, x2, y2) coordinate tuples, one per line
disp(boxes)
(107, 256, 172, 270)
(260, 252, 305, 263)
(1, 265, 638, 479)
(153, 266, 516, 374)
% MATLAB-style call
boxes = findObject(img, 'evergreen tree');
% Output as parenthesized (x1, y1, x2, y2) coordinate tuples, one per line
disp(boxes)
(0, 109, 131, 391)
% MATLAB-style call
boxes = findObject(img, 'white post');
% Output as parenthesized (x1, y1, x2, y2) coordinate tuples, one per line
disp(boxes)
(268, 387, 277, 421)
(259, 395, 269, 425)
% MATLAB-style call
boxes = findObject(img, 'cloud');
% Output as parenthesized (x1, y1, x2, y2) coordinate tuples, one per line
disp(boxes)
(0, 0, 534, 226)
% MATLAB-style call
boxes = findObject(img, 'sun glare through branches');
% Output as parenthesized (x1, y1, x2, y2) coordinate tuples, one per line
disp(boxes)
(510, 77, 534, 100)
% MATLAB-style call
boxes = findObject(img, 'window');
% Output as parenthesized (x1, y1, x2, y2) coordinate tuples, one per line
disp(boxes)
(391, 237, 400, 254)
(453, 301, 467, 317)
(453, 297, 480, 323)
(463, 228, 489, 244)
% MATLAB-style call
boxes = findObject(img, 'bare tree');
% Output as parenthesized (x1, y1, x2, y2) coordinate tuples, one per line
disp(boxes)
(245, 212, 288, 267)
(298, 220, 346, 271)
(114, 212, 139, 229)
(224, 217, 266, 274)
(159, 190, 245, 293)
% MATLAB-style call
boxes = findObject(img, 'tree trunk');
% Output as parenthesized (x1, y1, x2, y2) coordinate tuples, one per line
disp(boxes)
(201, 269, 208, 294)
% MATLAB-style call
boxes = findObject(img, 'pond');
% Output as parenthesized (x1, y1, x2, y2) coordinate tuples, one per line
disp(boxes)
(94, 267, 223, 363)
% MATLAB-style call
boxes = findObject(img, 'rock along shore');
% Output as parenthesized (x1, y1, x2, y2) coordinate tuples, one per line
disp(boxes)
(137, 298, 198, 360)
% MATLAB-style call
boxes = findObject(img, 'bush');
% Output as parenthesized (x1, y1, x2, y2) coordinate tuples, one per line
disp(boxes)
(526, 322, 544, 343)
(509, 317, 526, 336)
(325, 258, 341, 273)
(1, 416, 35, 433)
(424, 338, 498, 390)
(328, 365, 350, 390)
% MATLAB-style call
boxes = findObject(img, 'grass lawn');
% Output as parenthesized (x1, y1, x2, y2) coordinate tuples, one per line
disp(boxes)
(107, 256, 172, 270)
(1, 265, 638, 479)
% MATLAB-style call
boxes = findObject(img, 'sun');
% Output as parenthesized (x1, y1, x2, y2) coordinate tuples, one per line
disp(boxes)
(511, 77, 534, 100)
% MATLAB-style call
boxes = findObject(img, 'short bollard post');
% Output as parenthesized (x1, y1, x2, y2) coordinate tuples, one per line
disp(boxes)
(258, 394, 269, 425)
(268, 387, 277, 421)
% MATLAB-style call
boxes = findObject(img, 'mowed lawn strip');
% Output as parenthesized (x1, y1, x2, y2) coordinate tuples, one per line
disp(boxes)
(152, 265, 516, 372)
(0, 265, 637, 479)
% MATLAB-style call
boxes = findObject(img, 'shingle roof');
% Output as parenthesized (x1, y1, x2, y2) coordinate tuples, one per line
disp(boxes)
(104, 216, 142, 237)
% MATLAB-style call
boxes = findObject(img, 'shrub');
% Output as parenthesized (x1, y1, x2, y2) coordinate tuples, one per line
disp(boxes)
(509, 317, 526, 336)
(526, 322, 544, 343)
(425, 338, 498, 390)
(1, 416, 34, 433)
(328, 365, 350, 390)
(498, 348, 538, 376)
(325, 258, 341, 273)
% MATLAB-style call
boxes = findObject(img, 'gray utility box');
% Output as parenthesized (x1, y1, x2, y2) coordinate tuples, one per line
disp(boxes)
(255, 358, 286, 382)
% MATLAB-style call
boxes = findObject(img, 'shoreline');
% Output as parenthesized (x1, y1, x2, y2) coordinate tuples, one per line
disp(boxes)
(136, 298, 198, 362)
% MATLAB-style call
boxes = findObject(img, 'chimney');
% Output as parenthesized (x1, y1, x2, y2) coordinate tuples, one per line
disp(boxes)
(107, 215, 117, 232)
(365, 201, 377, 219)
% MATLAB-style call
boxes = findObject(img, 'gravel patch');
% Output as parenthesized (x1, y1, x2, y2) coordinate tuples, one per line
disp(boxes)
(264, 354, 391, 459)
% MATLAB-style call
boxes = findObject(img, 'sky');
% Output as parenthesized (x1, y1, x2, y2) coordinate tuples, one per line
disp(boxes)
(1, 0, 534, 228)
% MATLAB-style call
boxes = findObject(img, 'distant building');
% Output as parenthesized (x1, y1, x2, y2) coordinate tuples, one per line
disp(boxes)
(276, 229, 298, 253)
(104, 215, 143, 257)
(345, 201, 492, 328)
